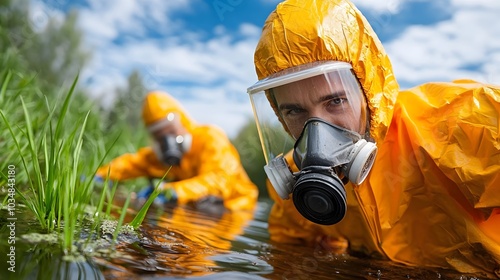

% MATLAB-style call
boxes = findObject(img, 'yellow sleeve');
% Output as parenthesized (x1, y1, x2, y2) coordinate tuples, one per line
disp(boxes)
(168, 126, 258, 211)
(96, 147, 160, 181)
(359, 80, 500, 274)
(400, 80, 500, 213)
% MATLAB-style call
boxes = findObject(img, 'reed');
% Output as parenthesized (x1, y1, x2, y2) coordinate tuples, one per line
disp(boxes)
(2, 76, 91, 251)
(0, 71, 158, 255)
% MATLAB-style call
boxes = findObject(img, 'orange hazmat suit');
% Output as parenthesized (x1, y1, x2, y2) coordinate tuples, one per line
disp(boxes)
(253, 0, 500, 277)
(97, 91, 258, 211)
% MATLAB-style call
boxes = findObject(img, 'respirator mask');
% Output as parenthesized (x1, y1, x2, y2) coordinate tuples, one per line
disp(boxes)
(148, 112, 192, 166)
(266, 118, 376, 225)
(247, 61, 377, 225)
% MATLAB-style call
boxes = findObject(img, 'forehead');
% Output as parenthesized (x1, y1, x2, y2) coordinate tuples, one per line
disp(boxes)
(272, 74, 344, 103)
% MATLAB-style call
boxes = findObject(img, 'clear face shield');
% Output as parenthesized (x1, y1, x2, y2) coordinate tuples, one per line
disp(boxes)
(247, 61, 377, 225)
(148, 112, 192, 166)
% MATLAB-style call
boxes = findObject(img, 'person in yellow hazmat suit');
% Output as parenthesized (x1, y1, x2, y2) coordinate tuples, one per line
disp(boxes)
(246, 0, 500, 278)
(96, 91, 258, 212)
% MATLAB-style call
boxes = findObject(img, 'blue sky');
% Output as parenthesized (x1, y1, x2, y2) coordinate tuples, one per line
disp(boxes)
(33, 0, 500, 138)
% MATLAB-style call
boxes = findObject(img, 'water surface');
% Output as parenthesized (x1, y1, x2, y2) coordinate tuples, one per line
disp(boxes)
(1, 199, 494, 280)
(96, 199, 491, 280)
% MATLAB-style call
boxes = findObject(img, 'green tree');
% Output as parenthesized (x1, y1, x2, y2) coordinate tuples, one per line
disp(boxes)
(0, 0, 107, 179)
(98, 70, 151, 162)
(232, 118, 268, 198)
(0, 0, 91, 92)
(0, 0, 32, 50)
(106, 70, 149, 130)
(20, 10, 91, 90)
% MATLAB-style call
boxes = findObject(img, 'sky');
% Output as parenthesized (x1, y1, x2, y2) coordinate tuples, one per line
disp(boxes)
(32, 0, 500, 138)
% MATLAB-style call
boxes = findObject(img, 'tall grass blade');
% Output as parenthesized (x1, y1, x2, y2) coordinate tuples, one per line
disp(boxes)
(112, 189, 133, 242)
(129, 167, 171, 229)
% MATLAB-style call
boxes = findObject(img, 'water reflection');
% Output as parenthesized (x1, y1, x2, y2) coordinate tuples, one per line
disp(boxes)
(96, 199, 271, 279)
(96, 200, 492, 280)
(0, 209, 104, 280)
(1, 200, 495, 279)
(0, 242, 105, 280)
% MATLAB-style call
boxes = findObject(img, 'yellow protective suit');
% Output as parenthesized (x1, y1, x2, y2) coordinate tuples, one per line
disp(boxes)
(254, 0, 500, 277)
(97, 91, 258, 211)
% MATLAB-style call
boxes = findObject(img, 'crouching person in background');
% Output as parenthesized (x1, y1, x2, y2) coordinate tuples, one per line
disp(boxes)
(97, 91, 258, 213)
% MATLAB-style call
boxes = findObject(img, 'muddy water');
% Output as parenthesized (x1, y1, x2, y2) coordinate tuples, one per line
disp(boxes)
(0, 199, 494, 280)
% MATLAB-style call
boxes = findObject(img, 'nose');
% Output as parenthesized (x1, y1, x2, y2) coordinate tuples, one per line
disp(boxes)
(307, 108, 354, 132)
(307, 109, 335, 126)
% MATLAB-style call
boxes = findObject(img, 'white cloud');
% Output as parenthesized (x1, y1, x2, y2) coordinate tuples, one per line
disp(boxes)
(344, 0, 500, 87)
(135, 27, 259, 137)
(33, 0, 499, 137)
(384, 2, 500, 87)
(178, 84, 255, 138)
(29, 1, 64, 31)
(78, 0, 195, 46)
(68, 0, 262, 137)
(351, 0, 403, 14)
(450, 0, 500, 9)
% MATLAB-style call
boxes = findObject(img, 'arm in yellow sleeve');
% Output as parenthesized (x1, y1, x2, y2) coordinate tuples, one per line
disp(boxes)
(166, 125, 258, 211)
(400, 81, 500, 213)
(96, 147, 161, 181)
(443, 81, 500, 211)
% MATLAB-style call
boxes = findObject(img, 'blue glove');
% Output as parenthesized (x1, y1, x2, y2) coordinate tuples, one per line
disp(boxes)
(93, 175, 113, 188)
(94, 175, 104, 184)
(136, 184, 177, 206)
(136, 185, 154, 200)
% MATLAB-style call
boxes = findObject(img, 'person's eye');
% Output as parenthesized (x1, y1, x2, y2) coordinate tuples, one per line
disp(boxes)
(332, 97, 347, 105)
(331, 97, 346, 105)
(283, 107, 304, 117)
(286, 109, 299, 115)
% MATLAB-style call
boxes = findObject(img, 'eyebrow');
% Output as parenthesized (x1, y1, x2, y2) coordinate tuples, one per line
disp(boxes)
(278, 91, 346, 111)
(278, 103, 301, 111)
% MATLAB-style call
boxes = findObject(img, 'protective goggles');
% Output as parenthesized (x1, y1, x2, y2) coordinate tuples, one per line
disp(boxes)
(246, 61, 369, 164)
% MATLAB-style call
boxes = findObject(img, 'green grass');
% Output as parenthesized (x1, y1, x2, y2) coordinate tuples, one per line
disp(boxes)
(0, 69, 159, 258)
(1, 76, 93, 252)
(128, 169, 170, 228)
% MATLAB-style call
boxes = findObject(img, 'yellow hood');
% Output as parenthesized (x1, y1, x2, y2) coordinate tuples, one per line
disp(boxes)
(142, 91, 197, 132)
(254, 0, 399, 143)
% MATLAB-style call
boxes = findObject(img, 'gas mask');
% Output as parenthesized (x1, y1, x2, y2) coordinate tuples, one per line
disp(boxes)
(264, 118, 376, 225)
(148, 112, 192, 166)
(152, 134, 192, 166)
(247, 61, 376, 225)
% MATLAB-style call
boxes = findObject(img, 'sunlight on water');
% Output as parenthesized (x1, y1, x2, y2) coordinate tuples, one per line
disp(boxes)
(0, 199, 494, 280)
